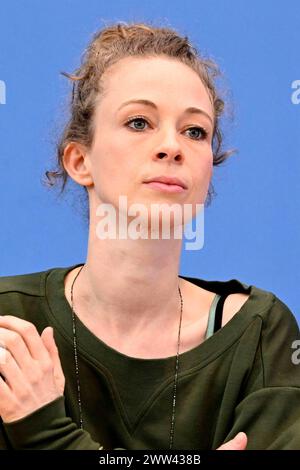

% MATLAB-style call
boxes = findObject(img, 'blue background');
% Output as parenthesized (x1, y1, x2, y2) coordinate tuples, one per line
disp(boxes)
(0, 0, 299, 321)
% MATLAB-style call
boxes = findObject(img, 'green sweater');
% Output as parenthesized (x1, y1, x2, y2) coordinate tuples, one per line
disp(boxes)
(0, 263, 299, 450)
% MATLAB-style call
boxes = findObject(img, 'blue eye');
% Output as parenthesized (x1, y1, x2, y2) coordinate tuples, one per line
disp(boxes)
(186, 127, 208, 140)
(125, 116, 208, 141)
(125, 116, 149, 131)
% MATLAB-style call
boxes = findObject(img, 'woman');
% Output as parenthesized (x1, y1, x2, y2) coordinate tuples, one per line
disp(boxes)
(0, 21, 299, 450)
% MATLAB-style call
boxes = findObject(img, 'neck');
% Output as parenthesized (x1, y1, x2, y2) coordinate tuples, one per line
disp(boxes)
(72, 215, 185, 338)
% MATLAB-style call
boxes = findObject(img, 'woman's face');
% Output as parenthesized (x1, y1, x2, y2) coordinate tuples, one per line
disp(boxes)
(85, 56, 214, 225)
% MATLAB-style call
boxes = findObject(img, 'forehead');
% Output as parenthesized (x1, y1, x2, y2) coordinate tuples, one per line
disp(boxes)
(98, 56, 214, 117)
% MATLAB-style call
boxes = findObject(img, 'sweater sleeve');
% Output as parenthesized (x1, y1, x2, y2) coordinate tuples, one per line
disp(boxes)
(1, 396, 103, 450)
(221, 296, 300, 450)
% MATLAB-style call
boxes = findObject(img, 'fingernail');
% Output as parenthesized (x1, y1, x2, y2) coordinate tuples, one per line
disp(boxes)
(236, 432, 245, 442)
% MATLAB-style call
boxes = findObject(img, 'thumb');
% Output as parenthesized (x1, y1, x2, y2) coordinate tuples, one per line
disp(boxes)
(41, 327, 65, 394)
(217, 432, 248, 450)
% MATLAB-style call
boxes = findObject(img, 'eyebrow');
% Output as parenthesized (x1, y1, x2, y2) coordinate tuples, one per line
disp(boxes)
(117, 99, 214, 125)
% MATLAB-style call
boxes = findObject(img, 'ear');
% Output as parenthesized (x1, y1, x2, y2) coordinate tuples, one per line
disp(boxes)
(63, 142, 94, 187)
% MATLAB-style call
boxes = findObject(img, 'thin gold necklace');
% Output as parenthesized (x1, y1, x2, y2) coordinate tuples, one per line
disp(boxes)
(70, 265, 183, 450)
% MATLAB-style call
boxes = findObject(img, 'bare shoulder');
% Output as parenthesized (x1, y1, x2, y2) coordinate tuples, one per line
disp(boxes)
(222, 293, 250, 327)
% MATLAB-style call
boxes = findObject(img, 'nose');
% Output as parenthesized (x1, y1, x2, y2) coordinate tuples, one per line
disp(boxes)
(153, 130, 184, 163)
(156, 151, 183, 162)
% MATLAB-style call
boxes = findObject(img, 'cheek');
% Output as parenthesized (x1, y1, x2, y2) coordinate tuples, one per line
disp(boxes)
(92, 136, 121, 175)
(193, 150, 213, 182)
(90, 138, 134, 196)
(190, 151, 213, 199)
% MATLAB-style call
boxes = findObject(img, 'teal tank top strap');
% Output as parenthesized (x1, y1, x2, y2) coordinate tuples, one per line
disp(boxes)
(205, 294, 222, 340)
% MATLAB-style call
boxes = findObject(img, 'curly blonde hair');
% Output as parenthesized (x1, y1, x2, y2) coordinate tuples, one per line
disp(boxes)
(43, 20, 235, 222)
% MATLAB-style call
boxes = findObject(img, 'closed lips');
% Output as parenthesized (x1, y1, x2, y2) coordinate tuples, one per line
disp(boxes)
(143, 176, 187, 189)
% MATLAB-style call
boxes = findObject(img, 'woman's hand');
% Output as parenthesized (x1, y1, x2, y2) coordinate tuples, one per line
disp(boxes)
(217, 432, 248, 450)
(0, 315, 65, 423)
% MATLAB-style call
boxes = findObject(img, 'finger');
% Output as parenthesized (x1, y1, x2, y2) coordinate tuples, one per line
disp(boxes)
(0, 316, 50, 362)
(0, 344, 7, 365)
(0, 347, 28, 394)
(0, 372, 12, 397)
(0, 327, 35, 372)
(41, 327, 65, 393)
(0, 373, 16, 414)
(41, 327, 62, 370)
(217, 432, 247, 450)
